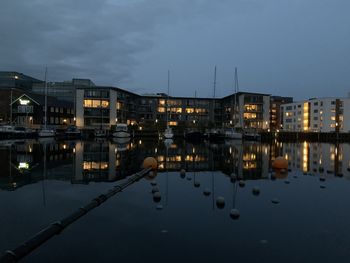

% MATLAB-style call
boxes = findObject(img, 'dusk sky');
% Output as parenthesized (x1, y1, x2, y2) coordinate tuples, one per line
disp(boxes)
(1, 0, 349, 100)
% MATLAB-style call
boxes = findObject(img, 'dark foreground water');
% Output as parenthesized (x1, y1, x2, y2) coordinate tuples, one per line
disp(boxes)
(0, 138, 350, 263)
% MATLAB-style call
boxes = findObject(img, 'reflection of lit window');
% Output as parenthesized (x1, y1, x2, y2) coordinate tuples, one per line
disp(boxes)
(116, 102, 122, 110)
(18, 162, 29, 169)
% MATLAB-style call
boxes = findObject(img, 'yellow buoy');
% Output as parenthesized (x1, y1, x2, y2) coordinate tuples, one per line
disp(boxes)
(272, 156, 288, 169)
(143, 157, 158, 170)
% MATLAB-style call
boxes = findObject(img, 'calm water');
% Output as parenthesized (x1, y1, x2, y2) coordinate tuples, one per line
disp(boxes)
(1, 138, 350, 262)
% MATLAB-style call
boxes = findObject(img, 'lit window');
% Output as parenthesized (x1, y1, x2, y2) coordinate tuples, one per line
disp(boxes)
(158, 107, 165, 113)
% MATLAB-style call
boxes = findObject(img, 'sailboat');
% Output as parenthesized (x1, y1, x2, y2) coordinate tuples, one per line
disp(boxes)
(163, 70, 174, 139)
(224, 67, 242, 140)
(38, 68, 55, 137)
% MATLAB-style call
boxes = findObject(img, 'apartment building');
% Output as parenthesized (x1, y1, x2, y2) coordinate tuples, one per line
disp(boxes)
(281, 97, 350, 133)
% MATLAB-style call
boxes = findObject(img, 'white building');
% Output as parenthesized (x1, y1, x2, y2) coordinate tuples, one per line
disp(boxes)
(281, 97, 350, 133)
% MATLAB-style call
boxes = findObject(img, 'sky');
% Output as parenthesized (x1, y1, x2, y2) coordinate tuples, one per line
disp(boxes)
(0, 0, 349, 100)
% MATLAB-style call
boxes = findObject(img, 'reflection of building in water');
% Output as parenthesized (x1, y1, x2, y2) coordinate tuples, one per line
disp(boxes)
(282, 142, 350, 177)
(221, 142, 270, 179)
(73, 141, 139, 184)
(0, 140, 74, 191)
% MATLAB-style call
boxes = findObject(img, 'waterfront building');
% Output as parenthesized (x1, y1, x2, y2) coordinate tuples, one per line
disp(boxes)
(0, 71, 43, 91)
(10, 92, 74, 128)
(221, 92, 271, 130)
(281, 97, 350, 133)
(270, 96, 293, 131)
(76, 86, 272, 131)
(32, 78, 95, 102)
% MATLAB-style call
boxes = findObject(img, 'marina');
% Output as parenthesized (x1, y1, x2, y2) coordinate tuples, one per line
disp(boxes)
(1, 138, 350, 262)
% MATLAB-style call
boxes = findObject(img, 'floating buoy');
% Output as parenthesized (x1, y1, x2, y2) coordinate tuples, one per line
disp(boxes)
(320, 185, 326, 189)
(270, 173, 276, 180)
(143, 157, 158, 170)
(271, 198, 279, 204)
(239, 180, 245, 187)
(230, 209, 240, 219)
(150, 181, 157, 186)
(186, 177, 192, 181)
(153, 192, 161, 202)
(203, 188, 211, 196)
(216, 196, 225, 209)
(194, 181, 200, 188)
(151, 186, 159, 193)
(272, 157, 288, 169)
(230, 173, 237, 180)
(180, 169, 186, 177)
(287, 168, 292, 172)
(252, 187, 260, 196)
(284, 180, 290, 184)
(319, 176, 326, 182)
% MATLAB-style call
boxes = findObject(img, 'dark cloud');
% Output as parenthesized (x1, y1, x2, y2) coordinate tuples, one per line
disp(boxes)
(0, 0, 349, 99)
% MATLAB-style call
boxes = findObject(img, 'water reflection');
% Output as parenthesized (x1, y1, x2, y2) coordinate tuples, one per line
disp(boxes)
(0, 139, 349, 191)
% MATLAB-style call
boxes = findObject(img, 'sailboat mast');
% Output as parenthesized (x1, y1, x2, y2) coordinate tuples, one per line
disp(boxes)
(44, 67, 48, 129)
(166, 70, 170, 128)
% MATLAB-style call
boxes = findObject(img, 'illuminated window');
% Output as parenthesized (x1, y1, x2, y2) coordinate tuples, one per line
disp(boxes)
(303, 102, 309, 131)
(243, 113, 257, 119)
(169, 121, 178, 126)
(330, 116, 336, 121)
(245, 104, 258, 111)
(84, 100, 109, 108)
(186, 108, 194, 114)
(159, 99, 165, 105)
(158, 107, 165, 113)
(170, 107, 182, 113)
(195, 108, 206, 114)
(116, 102, 122, 110)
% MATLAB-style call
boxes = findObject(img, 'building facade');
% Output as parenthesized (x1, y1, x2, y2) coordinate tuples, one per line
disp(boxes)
(281, 97, 350, 132)
(75, 86, 272, 131)
(10, 93, 74, 128)
(270, 96, 293, 131)
(221, 92, 270, 130)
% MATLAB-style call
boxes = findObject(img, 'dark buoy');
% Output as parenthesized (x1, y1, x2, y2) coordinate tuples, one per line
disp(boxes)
(186, 177, 192, 181)
(284, 180, 290, 184)
(203, 188, 211, 196)
(319, 176, 326, 182)
(216, 196, 225, 209)
(194, 181, 200, 187)
(320, 185, 326, 189)
(271, 198, 279, 204)
(230, 209, 240, 219)
(230, 173, 237, 180)
(153, 192, 161, 202)
(287, 168, 292, 172)
(152, 186, 159, 194)
(150, 181, 157, 186)
(239, 180, 245, 187)
(293, 175, 298, 179)
(252, 187, 260, 196)
(180, 169, 186, 177)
